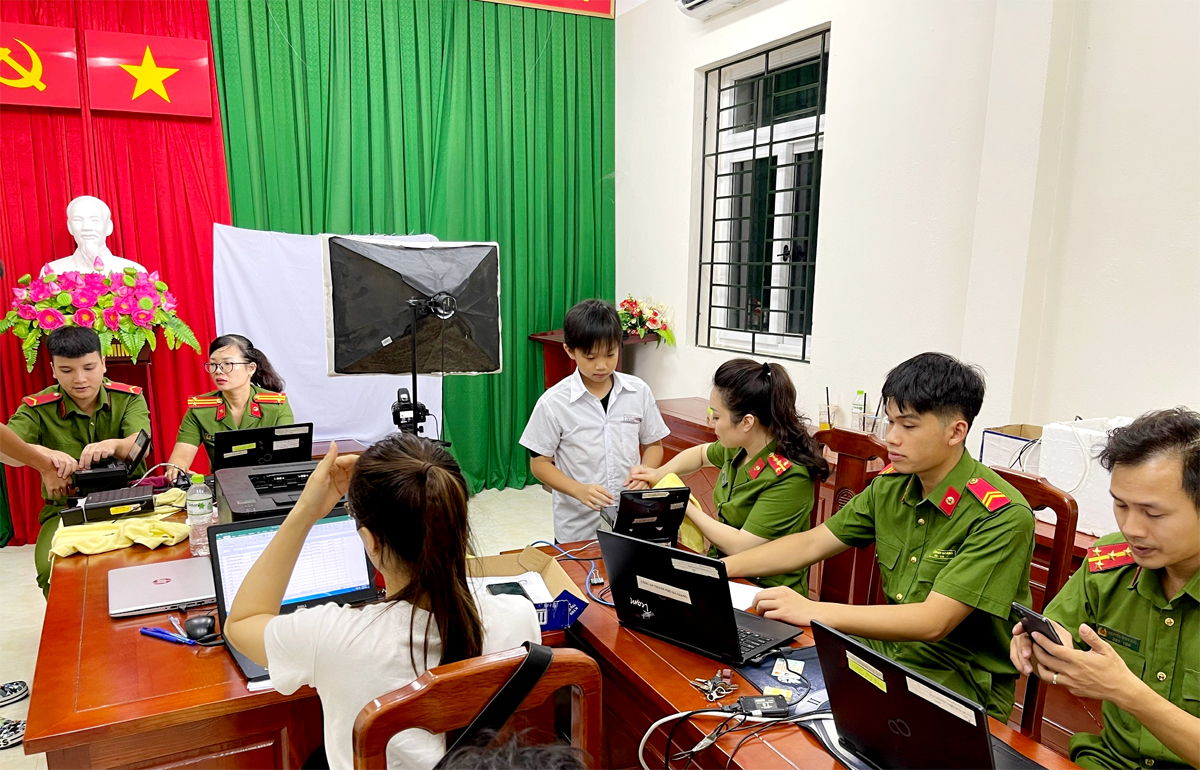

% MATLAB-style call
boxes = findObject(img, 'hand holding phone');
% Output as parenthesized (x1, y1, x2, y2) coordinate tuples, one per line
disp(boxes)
(1012, 602, 1064, 645)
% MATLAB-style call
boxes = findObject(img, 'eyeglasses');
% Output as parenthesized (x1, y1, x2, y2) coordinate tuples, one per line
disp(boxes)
(203, 361, 252, 374)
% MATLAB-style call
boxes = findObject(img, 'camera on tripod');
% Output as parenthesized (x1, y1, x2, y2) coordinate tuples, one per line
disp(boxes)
(391, 387, 430, 434)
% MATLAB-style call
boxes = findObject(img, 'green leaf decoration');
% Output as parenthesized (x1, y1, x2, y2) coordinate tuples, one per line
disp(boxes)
(22, 331, 41, 371)
(103, 277, 112, 287)
(42, 273, 56, 283)
(123, 267, 138, 275)
(657, 327, 676, 347)
(154, 309, 167, 324)
(4, 310, 16, 322)
(0, 317, 14, 336)
(56, 292, 72, 306)
(14, 321, 30, 339)
(98, 331, 115, 357)
(165, 314, 201, 354)
(137, 296, 153, 311)
(123, 274, 137, 287)
(118, 325, 145, 361)
(119, 316, 135, 332)
(154, 281, 168, 292)
(143, 327, 157, 352)
(18, 274, 32, 286)
(35, 300, 51, 310)
(99, 294, 114, 309)
(163, 325, 176, 349)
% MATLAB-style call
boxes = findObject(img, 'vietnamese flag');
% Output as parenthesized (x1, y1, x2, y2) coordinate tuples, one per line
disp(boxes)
(85, 30, 210, 117)
(0, 22, 80, 109)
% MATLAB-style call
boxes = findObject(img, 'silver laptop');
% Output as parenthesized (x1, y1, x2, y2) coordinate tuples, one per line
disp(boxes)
(108, 557, 216, 617)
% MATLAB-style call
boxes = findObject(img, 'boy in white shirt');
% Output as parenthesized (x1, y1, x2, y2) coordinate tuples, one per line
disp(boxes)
(520, 299, 671, 543)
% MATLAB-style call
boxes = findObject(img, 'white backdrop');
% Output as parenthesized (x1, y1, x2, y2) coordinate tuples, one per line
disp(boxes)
(213, 224, 443, 445)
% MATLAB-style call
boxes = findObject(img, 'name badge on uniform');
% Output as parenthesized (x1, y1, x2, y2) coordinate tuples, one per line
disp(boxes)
(1095, 624, 1141, 652)
(620, 414, 642, 425)
(718, 469, 728, 488)
(929, 548, 957, 561)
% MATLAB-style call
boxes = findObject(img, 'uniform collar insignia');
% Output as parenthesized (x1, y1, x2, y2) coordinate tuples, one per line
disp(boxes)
(1087, 542, 1135, 573)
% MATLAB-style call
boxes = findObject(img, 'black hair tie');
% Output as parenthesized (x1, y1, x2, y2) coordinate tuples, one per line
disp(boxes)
(761, 362, 772, 378)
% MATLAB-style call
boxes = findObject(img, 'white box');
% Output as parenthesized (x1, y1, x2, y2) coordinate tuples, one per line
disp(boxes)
(980, 424, 1042, 473)
(1039, 417, 1132, 537)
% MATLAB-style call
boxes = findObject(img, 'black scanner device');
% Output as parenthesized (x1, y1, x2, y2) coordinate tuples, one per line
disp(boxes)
(215, 460, 346, 521)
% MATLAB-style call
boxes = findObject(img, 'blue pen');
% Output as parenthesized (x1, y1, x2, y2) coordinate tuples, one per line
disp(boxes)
(140, 626, 195, 645)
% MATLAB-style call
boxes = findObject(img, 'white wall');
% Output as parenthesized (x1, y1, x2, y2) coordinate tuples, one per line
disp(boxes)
(616, 0, 1200, 440)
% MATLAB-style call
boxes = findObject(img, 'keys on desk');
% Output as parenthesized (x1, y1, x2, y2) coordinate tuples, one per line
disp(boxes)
(690, 668, 739, 701)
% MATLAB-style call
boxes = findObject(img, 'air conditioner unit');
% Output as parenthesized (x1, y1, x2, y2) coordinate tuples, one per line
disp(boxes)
(675, 0, 760, 21)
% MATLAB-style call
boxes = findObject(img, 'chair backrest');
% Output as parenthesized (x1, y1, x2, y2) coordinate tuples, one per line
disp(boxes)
(352, 646, 602, 770)
(813, 428, 889, 606)
(990, 465, 1079, 744)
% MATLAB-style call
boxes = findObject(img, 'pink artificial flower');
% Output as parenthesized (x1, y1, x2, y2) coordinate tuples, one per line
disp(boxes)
(11, 287, 29, 303)
(71, 289, 99, 309)
(73, 308, 98, 327)
(114, 295, 138, 315)
(148, 270, 161, 284)
(17, 304, 37, 320)
(103, 307, 120, 331)
(161, 291, 178, 312)
(36, 307, 65, 330)
(131, 308, 154, 328)
(133, 282, 159, 301)
(81, 273, 107, 292)
(28, 281, 53, 303)
(56, 271, 82, 292)
(113, 284, 134, 298)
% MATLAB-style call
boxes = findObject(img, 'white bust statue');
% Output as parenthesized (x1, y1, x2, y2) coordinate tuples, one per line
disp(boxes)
(40, 196, 148, 277)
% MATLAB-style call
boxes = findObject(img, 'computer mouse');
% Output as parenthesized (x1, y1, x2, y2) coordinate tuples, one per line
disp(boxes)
(184, 615, 217, 641)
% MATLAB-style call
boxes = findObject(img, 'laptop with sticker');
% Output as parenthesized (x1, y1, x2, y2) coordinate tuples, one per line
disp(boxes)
(598, 530, 799, 665)
(211, 423, 314, 471)
(598, 487, 690, 546)
(811, 621, 1045, 769)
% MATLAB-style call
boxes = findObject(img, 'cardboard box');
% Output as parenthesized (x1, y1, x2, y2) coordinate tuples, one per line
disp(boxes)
(980, 424, 1042, 473)
(468, 546, 588, 633)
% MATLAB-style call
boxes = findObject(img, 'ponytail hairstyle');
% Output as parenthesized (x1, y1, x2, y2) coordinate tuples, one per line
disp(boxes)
(712, 359, 830, 481)
(346, 433, 483, 670)
(209, 334, 286, 393)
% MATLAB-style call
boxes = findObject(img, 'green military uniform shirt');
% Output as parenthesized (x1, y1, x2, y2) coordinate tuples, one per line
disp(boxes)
(7, 380, 152, 521)
(176, 384, 294, 466)
(706, 440, 816, 595)
(1044, 532, 1199, 770)
(824, 450, 1036, 719)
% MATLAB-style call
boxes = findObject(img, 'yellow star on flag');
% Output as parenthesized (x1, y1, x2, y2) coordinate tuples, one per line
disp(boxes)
(119, 46, 178, 102)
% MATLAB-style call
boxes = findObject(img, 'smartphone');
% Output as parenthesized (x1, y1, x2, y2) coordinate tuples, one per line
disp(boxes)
(487, 581, 532, 600)
(1012, 602, 1064, 645)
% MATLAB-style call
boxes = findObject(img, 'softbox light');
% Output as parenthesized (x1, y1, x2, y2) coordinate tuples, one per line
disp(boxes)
(324, 238, 501, 376)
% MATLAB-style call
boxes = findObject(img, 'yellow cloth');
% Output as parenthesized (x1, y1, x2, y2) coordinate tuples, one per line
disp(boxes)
(50, 488, 192, 557)
(657, 473, 707, 553)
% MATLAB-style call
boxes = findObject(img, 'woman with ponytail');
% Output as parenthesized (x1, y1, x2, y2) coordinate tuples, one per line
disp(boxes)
(223, 436, 540, 770)
(166, 334, 293, 479)
(630, 359, 829, 594)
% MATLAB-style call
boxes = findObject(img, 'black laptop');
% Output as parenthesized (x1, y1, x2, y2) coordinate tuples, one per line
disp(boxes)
(599, 487, 690, 546)
(598, 530, 800, 665)
(212, 423, 314, 471)
(812, 621, 1045, 770)
(74, 429, 152, 496)
(207, 511, 378, 683)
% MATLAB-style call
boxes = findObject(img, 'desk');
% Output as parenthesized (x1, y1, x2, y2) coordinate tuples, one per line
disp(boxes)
(23, 541, 322, 769)
(553, 541, 1081, 770)
(528, 329, 661, 390)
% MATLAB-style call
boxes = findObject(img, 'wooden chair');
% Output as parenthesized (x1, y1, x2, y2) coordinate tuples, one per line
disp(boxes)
(813, 428, 889, 606)
(991, 466, 1079, 745)
(352, 646, 602, 770)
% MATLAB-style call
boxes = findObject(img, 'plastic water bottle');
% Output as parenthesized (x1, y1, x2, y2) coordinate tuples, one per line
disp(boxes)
(852, 390, 867, 431)
(186, 473, 214, 557)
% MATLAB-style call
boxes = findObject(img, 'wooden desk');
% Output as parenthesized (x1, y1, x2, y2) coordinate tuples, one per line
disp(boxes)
(23, 541, 322, 769)
(554, 541, 1081, 770)
(528, 329, 661, 391)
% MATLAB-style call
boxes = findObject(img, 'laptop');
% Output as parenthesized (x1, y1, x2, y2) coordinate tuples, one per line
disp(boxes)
(211, 423, 315, 472)
(811, 621, 1045, 770)
(208, 512, 379, 683)
(74, 429, 152, 496)
(108, 556, 216, 617)
(599, 487, 690, 546)
(598, 530, 800, 665)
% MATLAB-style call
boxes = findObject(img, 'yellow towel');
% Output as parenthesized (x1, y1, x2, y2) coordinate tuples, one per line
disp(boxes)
(656, 473, 708, 553)
(51, 488, 192, 557)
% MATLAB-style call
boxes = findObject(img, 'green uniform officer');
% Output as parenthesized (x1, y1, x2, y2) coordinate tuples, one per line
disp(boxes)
(175, 384, 293, 467)
(1041, 535, 1198, 769)
(707, 440, 815, 594)
(824, 452, 1035, 719)
(8, 378, 150, 596)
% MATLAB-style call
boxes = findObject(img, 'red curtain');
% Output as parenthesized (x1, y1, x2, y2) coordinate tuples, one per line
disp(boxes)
(0, 0, 229, 545)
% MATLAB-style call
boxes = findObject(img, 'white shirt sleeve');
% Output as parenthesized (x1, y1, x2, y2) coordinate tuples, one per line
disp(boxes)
(639, 385, 671, 445)
(519, 395, 561, 457)
(263, 603, 342, 695)
(479, 593, 543, 652)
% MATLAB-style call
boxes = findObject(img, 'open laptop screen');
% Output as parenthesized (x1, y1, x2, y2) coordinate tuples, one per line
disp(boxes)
(210, 513, 374, 614)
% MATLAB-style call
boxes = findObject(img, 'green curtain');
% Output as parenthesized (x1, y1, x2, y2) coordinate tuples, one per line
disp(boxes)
(208, 0, 615, 492)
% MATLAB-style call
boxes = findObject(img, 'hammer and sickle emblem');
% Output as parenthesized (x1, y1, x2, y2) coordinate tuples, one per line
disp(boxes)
(0, 39, 47, 91)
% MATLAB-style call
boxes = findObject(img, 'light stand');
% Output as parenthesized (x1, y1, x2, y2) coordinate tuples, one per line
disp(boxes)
(391, 293, 456, 441)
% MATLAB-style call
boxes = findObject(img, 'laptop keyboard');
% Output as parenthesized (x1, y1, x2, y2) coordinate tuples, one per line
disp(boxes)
(737, 627, 773, 656)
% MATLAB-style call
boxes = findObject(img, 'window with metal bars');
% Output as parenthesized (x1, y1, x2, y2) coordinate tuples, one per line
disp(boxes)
(696, 30, 829, 361)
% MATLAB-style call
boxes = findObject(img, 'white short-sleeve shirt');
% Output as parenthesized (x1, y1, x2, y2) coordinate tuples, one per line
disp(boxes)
(519, 370, 671, 542)
(264, 592, 540, 770)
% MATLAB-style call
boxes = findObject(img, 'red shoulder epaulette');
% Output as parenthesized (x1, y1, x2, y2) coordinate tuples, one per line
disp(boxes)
(105, 381, 143, 396)
(965, 476, 1010, 512)
(766, 453, 792, 476)
(187, 396, 223, 408)
(747, 457, 767, 480)
(22, 392, 63, 408)
(878, 464, 897, 475)
(1087, 542, 1135, 573)
(252, 392, 288, 405)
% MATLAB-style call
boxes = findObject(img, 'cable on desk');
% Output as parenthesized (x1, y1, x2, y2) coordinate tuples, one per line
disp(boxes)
(530, 541, 614, 606)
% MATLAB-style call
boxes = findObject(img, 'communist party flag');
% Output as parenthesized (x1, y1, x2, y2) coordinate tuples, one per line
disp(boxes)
(84, 30, 210, 117)
(0, 22, 80, 108)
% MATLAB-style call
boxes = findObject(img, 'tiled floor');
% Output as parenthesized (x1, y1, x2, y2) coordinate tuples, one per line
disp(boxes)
(0, 485, 552, 769)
